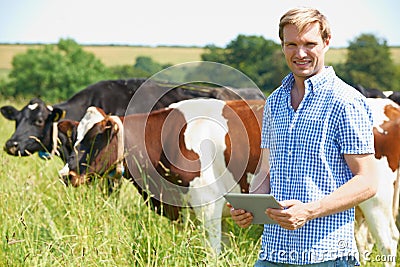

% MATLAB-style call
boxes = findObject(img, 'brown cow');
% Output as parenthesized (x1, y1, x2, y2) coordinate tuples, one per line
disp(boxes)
(58, 99, 265, 253)
(354, 98, 399, 266)
(374, 104, 400, 172)
(373, 103, 400, 224)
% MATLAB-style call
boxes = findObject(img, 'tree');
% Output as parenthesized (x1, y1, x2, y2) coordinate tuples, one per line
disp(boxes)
(201, 35, 289, 92)
(110, 65, 151, 79)
(337, 34, 396, 90)
(134, 56, 165, 76)
(7, 38, 113, 102)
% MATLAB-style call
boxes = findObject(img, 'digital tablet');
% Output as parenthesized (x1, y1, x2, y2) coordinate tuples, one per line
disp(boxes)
(224, 193, 282, 224)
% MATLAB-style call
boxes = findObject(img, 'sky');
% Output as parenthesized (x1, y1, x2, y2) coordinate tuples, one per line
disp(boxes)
(0, 0, 399, 48)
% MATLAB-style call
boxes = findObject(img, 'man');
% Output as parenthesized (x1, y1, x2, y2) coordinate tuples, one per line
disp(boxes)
(229, 7, 378, 266)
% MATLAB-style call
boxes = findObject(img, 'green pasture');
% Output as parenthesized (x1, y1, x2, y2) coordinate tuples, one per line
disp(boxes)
(0, 97, 398, 266)
(0, 98, 262, 266)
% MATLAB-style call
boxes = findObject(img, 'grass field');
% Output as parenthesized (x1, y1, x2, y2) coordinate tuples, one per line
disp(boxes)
(83, 46, 205, 66)
(0, 98, 263, 266)
(0, 97, 398, 266)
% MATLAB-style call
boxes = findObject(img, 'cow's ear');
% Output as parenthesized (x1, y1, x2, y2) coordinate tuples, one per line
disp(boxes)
(0, 105, 20, 121)
(58, 120, 78, 139)
(50, 108, 66, 122)
(104, 118, 119, 136)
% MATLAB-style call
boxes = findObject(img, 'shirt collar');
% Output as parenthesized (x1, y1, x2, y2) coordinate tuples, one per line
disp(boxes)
(281, 66, 335, 95)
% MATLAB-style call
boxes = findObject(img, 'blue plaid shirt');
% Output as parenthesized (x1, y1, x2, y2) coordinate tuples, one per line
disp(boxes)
(259, 67, 374, 265)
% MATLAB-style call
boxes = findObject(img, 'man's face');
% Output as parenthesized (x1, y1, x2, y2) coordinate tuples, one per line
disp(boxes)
(282, 22, 330, 81)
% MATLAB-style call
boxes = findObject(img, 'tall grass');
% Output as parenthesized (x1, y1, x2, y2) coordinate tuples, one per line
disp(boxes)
(0, 98, 398, 266)
(0, 98, 262, 266)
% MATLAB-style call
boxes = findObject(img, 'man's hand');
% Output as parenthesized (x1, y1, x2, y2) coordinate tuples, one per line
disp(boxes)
(227, 203, 253, 228)
(266, 200, 316, 230)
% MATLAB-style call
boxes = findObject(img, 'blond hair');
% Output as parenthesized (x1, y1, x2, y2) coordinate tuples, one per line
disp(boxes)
(279, 7, 331, 43)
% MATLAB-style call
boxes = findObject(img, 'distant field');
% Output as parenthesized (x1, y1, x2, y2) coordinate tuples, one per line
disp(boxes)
(391, 47, 400, 65)
(83, 46, 204, 66)
(0, 45, 42, 70)
(0, 45, 205, 80)
(0, 44, 204, 70)
(0, 44, 399, 78)
(325, 48, 347, 65)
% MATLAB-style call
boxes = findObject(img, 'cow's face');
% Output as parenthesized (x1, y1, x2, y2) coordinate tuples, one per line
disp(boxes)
(60, 108, 122, 187)
(1, 98, 64, 156)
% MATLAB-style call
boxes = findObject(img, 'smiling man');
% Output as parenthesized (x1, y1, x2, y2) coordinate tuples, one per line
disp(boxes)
(229, 7, 378, 267)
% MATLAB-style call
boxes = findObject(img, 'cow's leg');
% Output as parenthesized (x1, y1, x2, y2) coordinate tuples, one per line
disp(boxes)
(354, 206, 374, 264)
(358, 180, 399, 267)
(191, 197, 225, 254)
(392, 168, 400, 219)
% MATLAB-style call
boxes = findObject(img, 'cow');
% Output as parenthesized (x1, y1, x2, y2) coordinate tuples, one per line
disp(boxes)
(353, 84, 400, 108)
(354, 84, 387, 99)
(58, 99, 265, 254)
(1, 78, 265, 162)
(1, 78, 147, 160)
(370, 99, 400, 222)
(388, 91, 400, 105)
(58, 98, 399, 261)
(354, 98, 400, 266)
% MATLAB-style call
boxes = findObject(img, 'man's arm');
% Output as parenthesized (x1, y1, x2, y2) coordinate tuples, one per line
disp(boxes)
(267, 154, 378, 230)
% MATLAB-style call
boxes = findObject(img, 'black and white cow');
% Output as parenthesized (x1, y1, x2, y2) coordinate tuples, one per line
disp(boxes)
(1, 79, 147, 160)
(1, 78, 265, 161)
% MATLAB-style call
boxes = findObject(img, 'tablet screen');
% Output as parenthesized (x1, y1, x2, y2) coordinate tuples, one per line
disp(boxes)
(224, 193, 282, 224)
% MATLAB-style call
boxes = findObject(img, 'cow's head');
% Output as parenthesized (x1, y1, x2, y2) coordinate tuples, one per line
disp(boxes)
(1, 98, 65, 156)
(59, 107, 124, 187)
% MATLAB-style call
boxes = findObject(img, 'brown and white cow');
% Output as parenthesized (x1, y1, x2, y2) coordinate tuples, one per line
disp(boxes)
(58, 98, 400, 261)
(354, 98, 400, 266)
(59, 99, 265, 253)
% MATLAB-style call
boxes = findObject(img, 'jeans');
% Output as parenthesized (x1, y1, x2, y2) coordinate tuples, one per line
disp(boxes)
(254, 257, 357, 267)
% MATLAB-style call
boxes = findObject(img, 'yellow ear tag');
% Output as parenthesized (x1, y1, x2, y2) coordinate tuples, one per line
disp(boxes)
(67, 129, 72, 138)
(53, 113, 60, 122)
(114, 124, 118, 132)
